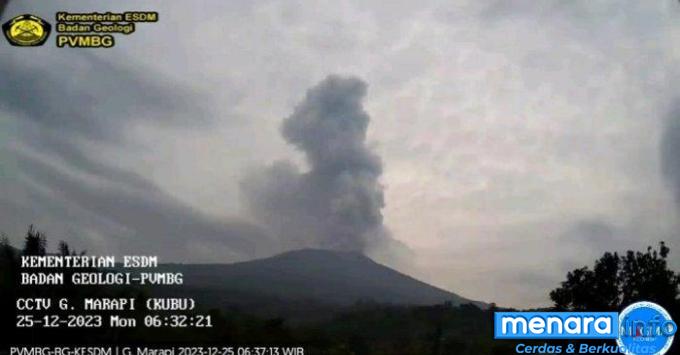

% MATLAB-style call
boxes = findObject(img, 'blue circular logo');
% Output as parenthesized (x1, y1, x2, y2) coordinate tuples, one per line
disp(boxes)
(617, 301, 677, 355)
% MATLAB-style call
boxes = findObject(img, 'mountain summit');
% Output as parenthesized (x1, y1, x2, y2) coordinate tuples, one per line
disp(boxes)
(166, 249, 479, 308)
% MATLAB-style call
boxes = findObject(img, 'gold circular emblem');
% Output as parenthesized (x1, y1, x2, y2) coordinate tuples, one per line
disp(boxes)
(3, 14, 51, 46)
(10, 19, 44, 44)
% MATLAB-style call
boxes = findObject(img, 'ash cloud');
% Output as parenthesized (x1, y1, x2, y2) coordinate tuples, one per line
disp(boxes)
(241, 76, 395, 254)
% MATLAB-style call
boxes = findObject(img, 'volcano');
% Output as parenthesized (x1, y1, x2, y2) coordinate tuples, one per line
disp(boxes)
(159, 249, 483, 311)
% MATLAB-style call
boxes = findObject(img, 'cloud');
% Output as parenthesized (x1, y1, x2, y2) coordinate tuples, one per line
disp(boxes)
(0, 50, 274, 262)
(661, 103, 680, 209)
(0, 52, 208, 143)
(8, 150, 269, 259)
(559, 220, 617, 250)
(241, 75, 396, 253)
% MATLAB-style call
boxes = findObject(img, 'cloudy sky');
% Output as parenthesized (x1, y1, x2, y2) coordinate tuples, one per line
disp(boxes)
(1, 0, 680, 308)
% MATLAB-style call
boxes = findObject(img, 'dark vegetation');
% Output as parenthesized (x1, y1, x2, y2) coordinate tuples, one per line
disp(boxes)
(550, 242, 680, 312)
(549, 242, 680, 355)
(1, 226, 679, 354)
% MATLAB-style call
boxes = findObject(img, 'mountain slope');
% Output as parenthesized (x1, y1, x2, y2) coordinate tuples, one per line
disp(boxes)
(162, 249, 478, 308)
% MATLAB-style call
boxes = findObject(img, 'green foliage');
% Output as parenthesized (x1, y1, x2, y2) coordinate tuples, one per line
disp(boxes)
(58, 240, 70, 256)
(550, 243, 680, 355)
(550, 242, 680, 311)
(23, 225, 47, 256)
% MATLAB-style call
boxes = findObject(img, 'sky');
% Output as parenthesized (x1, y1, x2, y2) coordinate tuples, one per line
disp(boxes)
(1, 0, 680, 308)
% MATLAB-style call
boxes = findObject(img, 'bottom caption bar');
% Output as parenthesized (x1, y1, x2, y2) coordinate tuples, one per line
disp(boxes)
(6, 347, 306, 355)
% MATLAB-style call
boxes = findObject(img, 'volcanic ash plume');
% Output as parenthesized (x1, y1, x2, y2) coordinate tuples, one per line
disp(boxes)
(241, 75, 391, 253)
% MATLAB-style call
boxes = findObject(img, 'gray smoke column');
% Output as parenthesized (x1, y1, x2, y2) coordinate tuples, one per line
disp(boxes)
(662, 103, 680, 207)
(241, 75, 389, 252)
